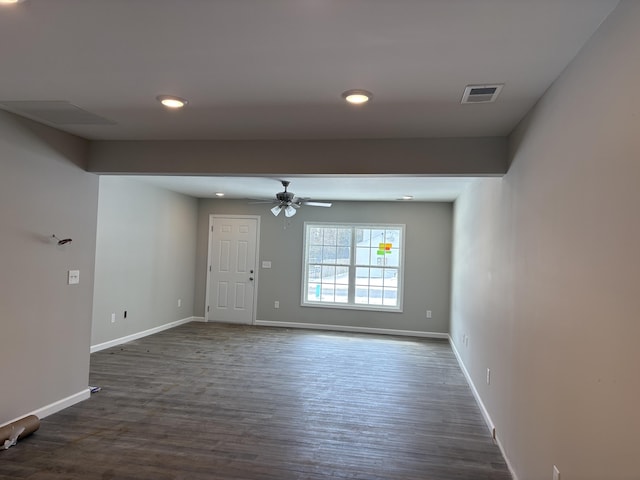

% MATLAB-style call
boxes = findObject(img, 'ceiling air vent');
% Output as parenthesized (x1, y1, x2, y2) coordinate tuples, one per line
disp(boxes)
(0, 100, 115, 125)
(461, 84, 504, 104)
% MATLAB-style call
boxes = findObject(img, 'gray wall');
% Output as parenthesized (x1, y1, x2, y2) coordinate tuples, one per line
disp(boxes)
(0, 111, 98, 425)
(196, 199, 452, 333)
(89, 137, 507, 176)
(91, 177, 198, 346)
(451, 2, 640, 479)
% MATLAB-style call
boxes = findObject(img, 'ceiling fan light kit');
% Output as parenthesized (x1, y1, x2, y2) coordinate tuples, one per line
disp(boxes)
(260, 180, 332, 218)
(271, 205, 282, 217)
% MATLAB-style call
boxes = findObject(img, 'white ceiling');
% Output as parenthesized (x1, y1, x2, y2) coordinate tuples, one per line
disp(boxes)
(0, 0, 619, 200)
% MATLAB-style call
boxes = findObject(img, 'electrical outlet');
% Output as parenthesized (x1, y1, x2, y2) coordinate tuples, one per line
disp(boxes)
(553, 465, 560, 480)
(486, 368, 491, 385)
(111, 313, 116, 323)
(426, 310, 432, 318)
(178, 298, 182, 307)
(274, 301, 280, 309)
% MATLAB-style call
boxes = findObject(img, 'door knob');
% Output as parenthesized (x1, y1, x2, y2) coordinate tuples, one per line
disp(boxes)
(249, 277, 254, 281)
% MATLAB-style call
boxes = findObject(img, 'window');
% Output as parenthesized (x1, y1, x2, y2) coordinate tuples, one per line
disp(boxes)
(302, 223, 404, 311)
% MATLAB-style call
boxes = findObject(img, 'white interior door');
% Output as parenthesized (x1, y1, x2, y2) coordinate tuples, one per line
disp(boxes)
(206, 216, 259, 324)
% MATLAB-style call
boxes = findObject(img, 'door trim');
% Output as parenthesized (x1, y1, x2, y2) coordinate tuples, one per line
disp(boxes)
(205, 214, 261, 324)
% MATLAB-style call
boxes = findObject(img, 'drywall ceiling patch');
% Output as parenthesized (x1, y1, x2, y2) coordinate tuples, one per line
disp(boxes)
(0, 100, 116, 125)
(461, 84, 504, 104)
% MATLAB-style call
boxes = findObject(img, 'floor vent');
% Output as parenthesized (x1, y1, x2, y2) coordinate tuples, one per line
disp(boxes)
(461, 84, 504, 104)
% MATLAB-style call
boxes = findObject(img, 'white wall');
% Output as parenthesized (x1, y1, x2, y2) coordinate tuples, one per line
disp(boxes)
(451, 2, 640, 479)
(91, 177, 198, 347)
(0, 111, 98, 425)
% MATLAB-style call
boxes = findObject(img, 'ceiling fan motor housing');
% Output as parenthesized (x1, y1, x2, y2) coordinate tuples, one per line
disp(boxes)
(276, 187, 295, 204)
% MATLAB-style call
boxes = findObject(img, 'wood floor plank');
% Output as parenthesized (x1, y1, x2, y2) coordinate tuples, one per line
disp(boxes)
(0, 323, 511, 479)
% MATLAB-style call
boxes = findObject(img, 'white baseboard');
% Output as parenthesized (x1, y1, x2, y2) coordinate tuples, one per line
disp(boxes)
(90, 316, 198, 353)
(0, 389, 90, 428)
(254, 320, 448, 339)
(449, 336, 519, 480)
(191, 316, 206, 322)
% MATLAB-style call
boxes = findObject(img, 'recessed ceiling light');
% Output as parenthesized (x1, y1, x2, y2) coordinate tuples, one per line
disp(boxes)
(156, 95, 188, 109)
(401, 195, 414, 200)
(341, 89, 373, 105)
(215, 192, 225, 197)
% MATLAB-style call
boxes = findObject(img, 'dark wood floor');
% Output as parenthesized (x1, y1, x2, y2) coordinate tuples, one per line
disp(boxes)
(0, 323, 511, 480)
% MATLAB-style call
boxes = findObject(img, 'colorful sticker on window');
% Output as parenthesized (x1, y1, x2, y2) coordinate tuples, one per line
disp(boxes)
(378, 243, 393, 254)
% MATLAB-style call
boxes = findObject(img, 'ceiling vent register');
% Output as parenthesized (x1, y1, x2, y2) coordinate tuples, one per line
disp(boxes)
(461, 84, 504, 104)
(0, 100, 115, 125)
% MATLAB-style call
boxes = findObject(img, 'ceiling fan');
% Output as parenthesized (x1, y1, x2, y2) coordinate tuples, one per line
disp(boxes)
(253, 180, 332, 217)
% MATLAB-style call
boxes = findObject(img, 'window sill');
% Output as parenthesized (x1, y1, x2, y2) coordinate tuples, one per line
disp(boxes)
(301, 302, 403, 314)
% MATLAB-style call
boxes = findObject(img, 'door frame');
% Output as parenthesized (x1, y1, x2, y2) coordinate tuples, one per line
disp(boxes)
(205, 214, 261, 324)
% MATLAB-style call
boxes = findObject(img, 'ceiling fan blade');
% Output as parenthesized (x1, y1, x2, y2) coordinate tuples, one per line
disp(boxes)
(303, 201, 332, 207)
(248, 200, 275, 204)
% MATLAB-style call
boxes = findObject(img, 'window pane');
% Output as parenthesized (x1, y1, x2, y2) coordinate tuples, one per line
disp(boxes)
(371, 229, 385, 247)
(355, 267, 369, 285)
(321, 284, 335, 302)
(322, 246, 337, 264)
(384, 249, 399, 267)
(335, 285, 349, 303)
(383, 269, 398, 287)
(356, 228, 371, 246)
(371, 248, 385, 266)
(308, 283, 321, 300)
(385, 229, 399, 244)
(336, 247, 350, 265)
(368, 286, 383, 305)
(321, 265, 336, 282)
(337, 228, 351, 246)
(323, 228, 337, 246)
(335, 266, 349, 284)
(308, 246, 322, 263)
(308, 264, 321, 282)
(383, 288, 398, 306)
(356, 247, 369, 265)
(355, 286, 368, 304)
(309, 228, 323, 245)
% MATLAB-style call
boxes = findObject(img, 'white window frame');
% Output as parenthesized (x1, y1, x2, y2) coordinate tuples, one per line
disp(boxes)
(301, 222, 405, 312)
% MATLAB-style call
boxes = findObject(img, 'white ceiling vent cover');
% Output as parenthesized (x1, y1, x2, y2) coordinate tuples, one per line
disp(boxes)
(461, 84, 504, 104)
(0, 101, 116, 125)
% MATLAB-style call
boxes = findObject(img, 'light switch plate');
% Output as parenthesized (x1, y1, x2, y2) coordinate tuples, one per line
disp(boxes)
(262, 261, 272, 268)
(68, 270, 80, 285)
